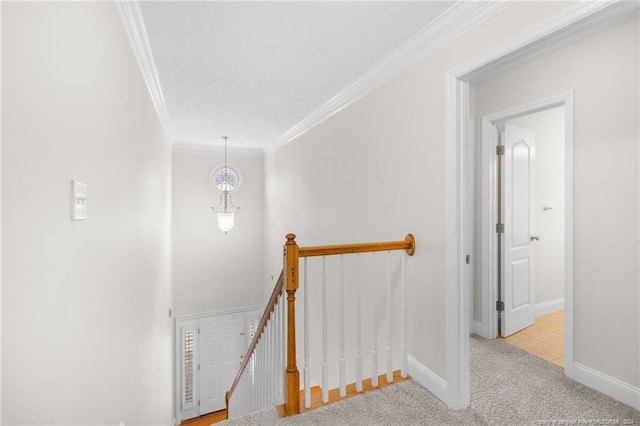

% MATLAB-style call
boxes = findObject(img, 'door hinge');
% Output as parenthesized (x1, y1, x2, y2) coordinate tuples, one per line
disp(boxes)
(496, 223, 504, 233)
(496, 301, 504, 312)
(198, 400, 200, 407)
(496, 145, 505, 155)
(465, 254, 471, 265)
(197, 364, 200, 371)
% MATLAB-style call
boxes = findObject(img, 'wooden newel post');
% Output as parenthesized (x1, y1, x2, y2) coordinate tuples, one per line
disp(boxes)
(284, 233, 300, 415)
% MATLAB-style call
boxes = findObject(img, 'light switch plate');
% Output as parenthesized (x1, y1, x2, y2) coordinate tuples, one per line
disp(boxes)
(71, 180, 87, 221)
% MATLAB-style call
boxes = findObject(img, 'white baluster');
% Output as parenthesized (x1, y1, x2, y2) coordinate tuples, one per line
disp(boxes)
(264, 323, 268, 408)
(272, 304, 277, 404)
(372, 252, 378, 387)
(386, 251, 393, 383)
(263, 336, 266, 407)
(257, 338, 262, 409)
(253, 349, 258, 410)
(322, 256, 329, 403)
(267, 324, 271, 407)
(253, 347, 258, 412)
(250, 355, 255, 412)
(273, 311, 278, 404)
(238, 373, 242, 417)
(244, 356, 252, 411)
(246, 362, 251, 415)
(264, 335, 268, 407)
(304, 258, 311, 408)
(249, 363, 254, 414)
(401, 252, 407, 377)
(280, 290, 287, 402)
(249, 362, 253, 414)
(273, 297, 282, 405)
(250, 339, 255, 387)
(268, 322, 272, 407)
(356, 253, 363, 392)
(258, 334, 267, 409)
(280, 292, 285, 402)
(339, 254, 346, 397)
(256, 337, 260, 410)
(244, 356, 248, 415)
(268, 313, 274, 404)
(246, 353, 250, 414)
(272, 302, 277, 406)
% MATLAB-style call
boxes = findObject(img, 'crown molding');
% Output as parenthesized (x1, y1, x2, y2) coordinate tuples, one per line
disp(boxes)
(172, 142, 265, 158)
(452, 0, 640, 82)
(116, 1, 173, 143)
(268, 1, 511, 153)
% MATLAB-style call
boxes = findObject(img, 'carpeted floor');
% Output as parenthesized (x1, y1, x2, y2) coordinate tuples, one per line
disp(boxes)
(219, 336, 640, 425)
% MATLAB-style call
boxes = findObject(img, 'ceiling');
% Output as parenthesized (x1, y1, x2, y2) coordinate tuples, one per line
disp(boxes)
(138, 1, 457, 154)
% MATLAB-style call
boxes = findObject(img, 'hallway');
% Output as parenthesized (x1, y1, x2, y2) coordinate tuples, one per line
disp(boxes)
(216, 336, 640, 425)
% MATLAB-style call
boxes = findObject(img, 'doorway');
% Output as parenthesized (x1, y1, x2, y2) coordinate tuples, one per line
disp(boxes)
(477, 95, 574, 373)
(176, 307, 261, 423)
(445, 2, 636, 411)
(494, 107, 566, 366)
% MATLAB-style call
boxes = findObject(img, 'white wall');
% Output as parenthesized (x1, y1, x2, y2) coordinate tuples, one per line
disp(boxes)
(510, 107, 565, 307)
(172, 151, 264, 316)
(2, 3, 173, 424)
(263, 1, 577, 385)
(474, 18, 639, 388)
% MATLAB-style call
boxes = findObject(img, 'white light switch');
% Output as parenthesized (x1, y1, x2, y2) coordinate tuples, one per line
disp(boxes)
(71, 180, 87, 221)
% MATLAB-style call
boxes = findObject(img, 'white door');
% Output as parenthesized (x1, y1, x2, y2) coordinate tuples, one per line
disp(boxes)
(501, 123, 536, 337)
(199, 312, 245, 414)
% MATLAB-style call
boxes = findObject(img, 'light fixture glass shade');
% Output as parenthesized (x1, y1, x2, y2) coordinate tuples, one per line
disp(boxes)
(217, 211, 235, 233)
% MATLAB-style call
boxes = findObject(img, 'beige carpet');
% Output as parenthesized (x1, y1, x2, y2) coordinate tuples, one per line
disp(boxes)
(219, 336, 640, 425)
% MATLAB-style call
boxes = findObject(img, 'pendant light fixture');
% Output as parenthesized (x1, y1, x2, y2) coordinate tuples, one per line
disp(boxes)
(212, 136, 240, 233)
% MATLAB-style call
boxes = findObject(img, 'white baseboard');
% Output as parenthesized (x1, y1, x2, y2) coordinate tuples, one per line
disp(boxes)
(471, 319, 491, 339)
(573, 362, 640, 410)
(407, 355, 448, 404)
(535, 297, 565, 316)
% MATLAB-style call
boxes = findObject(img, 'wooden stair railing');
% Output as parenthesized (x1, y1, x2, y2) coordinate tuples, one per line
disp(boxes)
(226, 233, 416, 419)
(283, 233, 416, 416)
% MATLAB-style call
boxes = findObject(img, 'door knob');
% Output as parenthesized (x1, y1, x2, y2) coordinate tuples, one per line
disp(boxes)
(530, 235, 540, 241)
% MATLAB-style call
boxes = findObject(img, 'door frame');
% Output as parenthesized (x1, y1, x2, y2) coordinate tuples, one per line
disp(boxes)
(479, 94, 574, 351)
(444, 0, 638, 410)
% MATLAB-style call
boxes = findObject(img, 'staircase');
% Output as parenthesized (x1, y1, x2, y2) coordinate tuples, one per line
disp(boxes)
(226, 233, 416, 419)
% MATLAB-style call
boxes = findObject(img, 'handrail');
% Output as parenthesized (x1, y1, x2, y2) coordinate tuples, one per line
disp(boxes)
(298, 234, 416, 258)
(225, 270, 285, 413)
